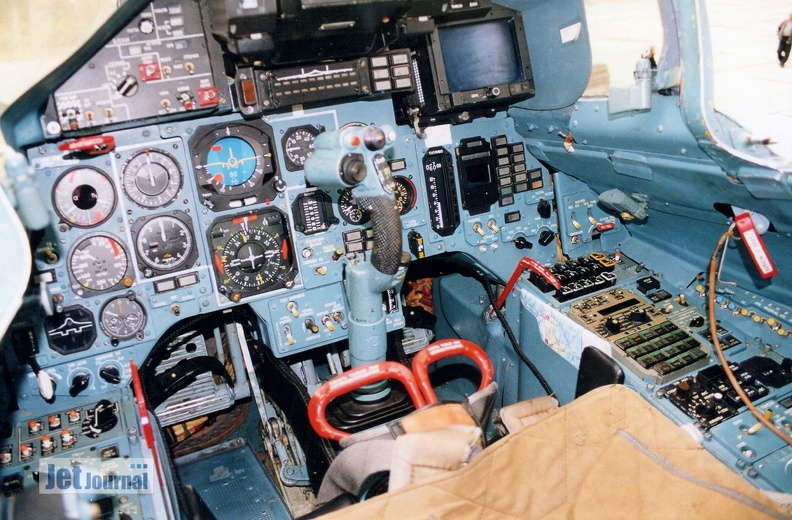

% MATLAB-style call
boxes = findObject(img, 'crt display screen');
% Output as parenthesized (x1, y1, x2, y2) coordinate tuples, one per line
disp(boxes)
(438, 19, 524, 92)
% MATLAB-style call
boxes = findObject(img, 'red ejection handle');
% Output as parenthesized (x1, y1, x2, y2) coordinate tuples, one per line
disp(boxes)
(412, 339, 494, 404)
(308, 361, 427, 441)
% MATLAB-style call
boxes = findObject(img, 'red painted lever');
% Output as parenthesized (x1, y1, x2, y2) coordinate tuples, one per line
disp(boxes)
(412, 339, 494, 404)
(308, 361, 427, 441)
(496, 257, 561, 309)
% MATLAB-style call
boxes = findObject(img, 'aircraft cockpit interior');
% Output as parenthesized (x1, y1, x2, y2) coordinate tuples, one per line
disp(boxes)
(1, 0, 792, 517)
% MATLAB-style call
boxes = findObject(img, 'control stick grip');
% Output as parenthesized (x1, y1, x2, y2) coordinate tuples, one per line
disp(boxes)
(358, 195, 402, 275)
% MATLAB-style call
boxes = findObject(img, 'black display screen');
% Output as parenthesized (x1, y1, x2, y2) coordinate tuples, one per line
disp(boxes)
(439, 19, 524, 92)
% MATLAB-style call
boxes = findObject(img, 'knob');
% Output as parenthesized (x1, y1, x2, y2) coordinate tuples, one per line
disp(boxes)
(628, 308, 650, 323)
(537, 199, 552, 219)
(69, 373, 90, 397)
(513, 236, 532, 250)
(538, 230, 555, 246)
(604, 317, 621, 334)
(85, 400, 118, 437)
(99, 365, 121, 384)
(689, 316, 705, 328)
(674, 380, 691, 401)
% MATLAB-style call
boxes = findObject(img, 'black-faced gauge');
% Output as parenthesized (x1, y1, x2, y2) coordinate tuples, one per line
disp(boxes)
(190, 122, 278, 211)
(338, 188, 370, 225)
(44, 306, 97, 354)
(207, 208, 297, 299)
(393, 176, 417, 215)
(292, 190, 338, 235)
(282, 125, 320, 171)
(52, 166, 116, 227)
(131, 211, 197, 275)
(99, 294, 146, 340)
(68, 234, 132, 295)
(121, 149, 183, 208)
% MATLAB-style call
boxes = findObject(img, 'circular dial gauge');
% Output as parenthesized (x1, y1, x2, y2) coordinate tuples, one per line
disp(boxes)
(122, 149, 183, 208)
(134, 214, 195, 272)
(52, 167, 116, 227)
(282, 126, 319, 171)
(393, 176, 417, 216)
(208, 209, 297, 299)
(338, 188, 370, 225)
(223, 227, 283, 289)
(69, 234, 130, 293)
(100, 295, 146, 340)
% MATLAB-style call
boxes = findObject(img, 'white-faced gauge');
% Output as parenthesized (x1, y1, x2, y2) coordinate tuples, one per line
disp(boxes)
(52, 166, 116, 227)
(100, 294, 146, 340)
(132, 212, 196, 275)
(121, 149, 183, 208)
(68, 234, 131, 294)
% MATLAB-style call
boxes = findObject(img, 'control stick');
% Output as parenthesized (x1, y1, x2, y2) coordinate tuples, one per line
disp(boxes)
(305, 124, 409, 401)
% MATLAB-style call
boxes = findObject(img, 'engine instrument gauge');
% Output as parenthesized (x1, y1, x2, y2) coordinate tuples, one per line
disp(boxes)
(68, 234, 131, 295)
(52, 166, 116, 227)
(281, 125, 319, 171)
(121, 149, 183, 208)
(393, 176, 417, 215)
(338, 188, 370, 225)
(190, 122, 279, 211)
(208, 208, 297, 300)
(132, 212, 197, 275)
(100, 294, 147, 340)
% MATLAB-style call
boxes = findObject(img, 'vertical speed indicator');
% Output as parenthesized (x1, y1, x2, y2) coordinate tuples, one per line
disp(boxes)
(208, 208, 297, 301)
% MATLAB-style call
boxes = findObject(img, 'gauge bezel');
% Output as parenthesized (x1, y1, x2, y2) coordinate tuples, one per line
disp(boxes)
(337, 188, 371, 225)
(393, 175, 417, 216)
(67, 233, 133, 296)
(99, 294, 147, 341)
(131, 211, 198, 276)
(52, 166, 117, 228)
(44, 305, 97, 354)
(121, 148, 183, 209)
(281, 125, 320, 172)
(189, 121, 280, 211)
(207, 207, 298, 300)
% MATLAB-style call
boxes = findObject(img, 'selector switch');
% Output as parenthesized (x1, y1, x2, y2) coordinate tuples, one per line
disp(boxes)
(605, 317, 621, 334)
(69, 373, 90, 397)
(628, 308, 650, 323)
(99, 365, 121, 385)
(537, 199, 552, 219)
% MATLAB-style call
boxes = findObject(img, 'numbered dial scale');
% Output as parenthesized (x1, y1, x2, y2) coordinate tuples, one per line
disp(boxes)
(281, 125, 319, 171)
(121, 149, 183, 208)
(52, 166, 116, 227)
(68, 233, 133, 296)
(100, 294, 147, 341)
(131, 211, 198, 276)
(208, 208, 297, 300)
(190, 122, 279, 211)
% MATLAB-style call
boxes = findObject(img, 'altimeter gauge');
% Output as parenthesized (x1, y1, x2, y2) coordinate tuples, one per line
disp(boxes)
(131, 211, 197, 276)
(121, 149, 183, 208)
(207, 208, 297, 301)
(52, 166, 116, 227)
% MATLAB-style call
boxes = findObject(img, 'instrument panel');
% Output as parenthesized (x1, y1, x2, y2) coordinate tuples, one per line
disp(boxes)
(23, 99, 559, 400)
